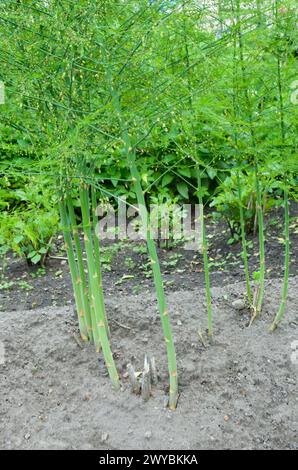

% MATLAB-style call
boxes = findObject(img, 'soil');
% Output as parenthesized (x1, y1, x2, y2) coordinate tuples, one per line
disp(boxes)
(0, 203, 297, 450)
(0, 276, 297, 450)
(0, 203, 298, 312)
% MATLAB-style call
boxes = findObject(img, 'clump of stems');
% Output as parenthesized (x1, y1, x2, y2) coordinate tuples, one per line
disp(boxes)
(102, 45, 178, 409)
(59, 182, 119, 389)
(235, 0, 265, 322)
(59, 194, 89, 341)
(79, 182, 120, 389)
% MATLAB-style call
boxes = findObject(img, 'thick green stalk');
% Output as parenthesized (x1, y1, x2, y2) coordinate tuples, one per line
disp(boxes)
(197, 172, 212, 337)
(59, 197, 88, 341)
(129, 154, 178, 409)
(88, 281, 101, 353)
(254, 166, 265, 317)
(91, 186, 109, 335)
(271, 19, 290, 331)
(80, 184, 120, 389)
(236, 0, 265, 320)
(231, 16, 252, 306)
(270, 185, 289, 331)
(67, 195, 94, 343)
(237, 172, 252, 305)
(102, 45, 178, 408)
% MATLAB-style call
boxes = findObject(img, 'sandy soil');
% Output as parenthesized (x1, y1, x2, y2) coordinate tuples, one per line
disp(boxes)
(0, 277, 297, 450)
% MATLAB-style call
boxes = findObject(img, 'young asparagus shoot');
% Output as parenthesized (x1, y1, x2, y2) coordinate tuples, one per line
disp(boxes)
(237, 171, 252, 306)
(197, 170, 213, 337)
(66, 194, 93, 342)
(80, 183, 120, 389)
(103, 45, 178, 409)
(270, 185, 290, 331)
(59, 195, 88, 341)
(271, 17, 290, 331)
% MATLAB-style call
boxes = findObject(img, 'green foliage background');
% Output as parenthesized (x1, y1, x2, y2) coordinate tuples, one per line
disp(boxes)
(0, 0, 297, 259)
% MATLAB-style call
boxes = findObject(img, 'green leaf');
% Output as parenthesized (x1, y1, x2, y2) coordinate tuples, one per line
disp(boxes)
(206, 168, 217, 180)
(178, 167, 191, 178)
(161, 173, 174, 187)
(177, 182, 189, 200)
(30, 254, 41, 264)
(13, 235, 24, 244)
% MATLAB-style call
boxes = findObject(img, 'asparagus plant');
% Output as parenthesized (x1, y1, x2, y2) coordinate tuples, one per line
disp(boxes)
(67, 194, 93, 342)
(102, 45, 178, 409)
(59, 194, 88, 341)
(271, 3, 291, 331)
(79, 182, 120, 389)
(231, 18, 252, 305)
(237, 171, 252, 305)
(197, 170, 213, 337)
(235, 0, 265, 322)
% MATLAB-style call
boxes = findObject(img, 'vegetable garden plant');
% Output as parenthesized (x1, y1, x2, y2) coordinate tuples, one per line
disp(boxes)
(0, 0, 297, 408)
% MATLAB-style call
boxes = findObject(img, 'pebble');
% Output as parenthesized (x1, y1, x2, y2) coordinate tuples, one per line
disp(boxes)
(145, 431, 152, 439)
(232, 299, 246, 311)
(24, 433, 31, 440)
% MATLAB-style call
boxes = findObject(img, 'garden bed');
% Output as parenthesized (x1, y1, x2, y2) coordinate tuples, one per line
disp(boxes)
(1, 204, 297, 312)
(0, 276, 297, 450)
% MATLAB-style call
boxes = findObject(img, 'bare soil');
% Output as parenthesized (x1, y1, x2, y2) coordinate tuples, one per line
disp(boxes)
(0, 204, 298, 312)
(0, 276, 297, 450)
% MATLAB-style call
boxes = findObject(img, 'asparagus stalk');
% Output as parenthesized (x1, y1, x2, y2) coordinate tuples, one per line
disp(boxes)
(66, 195, 93, 342)
(129, 150, 178, 409)
(102, 46, 178, 408)
(235, 0, 265, 321)
(59, 196, 88, 341)
(271, 15, 290, 331)
(253, 166, 265, 317)
(91, 186, 110, 335)
(197, 171, 213, 337)
(80, 183, 120, 389)
(237, 172, 252, 305)
(270, 184, 289, 331)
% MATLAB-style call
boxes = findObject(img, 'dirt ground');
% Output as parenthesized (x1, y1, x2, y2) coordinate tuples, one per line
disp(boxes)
(0, 276, 297, 450)
(1, 203, 298, 313)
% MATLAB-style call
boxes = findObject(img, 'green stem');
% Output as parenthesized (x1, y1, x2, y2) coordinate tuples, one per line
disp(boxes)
(231, 16, 252, 306)
(270, 185, 289, 331)
(80, 183, 120, 389)
(130, 152, 178, 409)
(102, 45, 177, 407)
(59, 196, 88, 341)
(91, 186, 110, 335)
(254, 165, 265, 316)
(236, 0, 265, 319)
(197, 172, 212, 337)
(271, 15, 290, 331)
(237, 172, 252, 305)
(67, 195, 94, 343)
